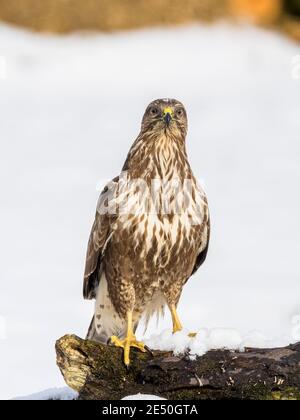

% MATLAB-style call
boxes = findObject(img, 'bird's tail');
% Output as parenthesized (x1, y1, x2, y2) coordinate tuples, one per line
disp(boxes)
(142, 290, 166, 334)
(86, 315, 97, 341)
(86, 273, 127, 343)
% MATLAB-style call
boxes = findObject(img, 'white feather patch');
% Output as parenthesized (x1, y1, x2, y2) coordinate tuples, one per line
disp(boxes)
(142, 291, 166, 333)
(93, 273, 126, 342)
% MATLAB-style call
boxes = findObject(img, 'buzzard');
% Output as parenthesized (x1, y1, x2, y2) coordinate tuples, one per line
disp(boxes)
(83, 99, 210, 365)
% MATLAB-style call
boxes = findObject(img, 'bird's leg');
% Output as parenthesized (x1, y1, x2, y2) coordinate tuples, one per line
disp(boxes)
(170, 304, 183, 333)
(170, 304, 197, 337)
(110, 310, 146, 366)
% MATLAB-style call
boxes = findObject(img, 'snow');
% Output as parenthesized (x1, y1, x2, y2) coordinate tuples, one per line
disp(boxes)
(0, 22, 300, 400)
(15, 389, 163, 400)
(145, 327, 293, 359)
(13, 387, 78, 400)
(122, 393, 165, 400)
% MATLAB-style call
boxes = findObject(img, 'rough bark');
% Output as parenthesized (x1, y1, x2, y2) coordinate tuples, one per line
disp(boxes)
(55, 334, 300, 400)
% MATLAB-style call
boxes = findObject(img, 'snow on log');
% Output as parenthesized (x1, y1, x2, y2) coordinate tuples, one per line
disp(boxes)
(55, 334, 300, 400)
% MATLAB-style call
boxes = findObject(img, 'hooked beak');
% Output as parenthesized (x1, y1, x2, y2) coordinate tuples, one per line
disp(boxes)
(163, 107, 173, 126)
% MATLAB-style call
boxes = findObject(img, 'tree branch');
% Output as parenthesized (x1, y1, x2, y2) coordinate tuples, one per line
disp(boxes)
(55, 334, 300, 400)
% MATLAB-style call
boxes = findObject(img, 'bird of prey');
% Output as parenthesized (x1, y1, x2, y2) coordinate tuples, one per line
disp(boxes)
(83, 98, 210, 365)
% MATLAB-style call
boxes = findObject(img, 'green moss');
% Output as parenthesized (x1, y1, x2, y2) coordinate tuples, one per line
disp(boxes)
(270, 388, 300, 400)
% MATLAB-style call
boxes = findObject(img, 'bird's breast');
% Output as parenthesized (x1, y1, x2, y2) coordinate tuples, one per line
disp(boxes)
(115, 181, 207, 270)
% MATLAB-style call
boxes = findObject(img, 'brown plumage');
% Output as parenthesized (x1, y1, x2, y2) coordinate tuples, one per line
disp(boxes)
(83, 98, 210, 364)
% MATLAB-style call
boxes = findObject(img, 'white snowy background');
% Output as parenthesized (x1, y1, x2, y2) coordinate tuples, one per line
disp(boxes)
(0, 22, 300, 400)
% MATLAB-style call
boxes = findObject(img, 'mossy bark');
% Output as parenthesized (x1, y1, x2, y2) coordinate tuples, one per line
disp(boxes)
(56, 334, 300, 400)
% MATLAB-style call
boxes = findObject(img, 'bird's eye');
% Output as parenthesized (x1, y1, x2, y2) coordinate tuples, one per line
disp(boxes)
(149, 107, 159, 116)
(176, 108, 184, 117)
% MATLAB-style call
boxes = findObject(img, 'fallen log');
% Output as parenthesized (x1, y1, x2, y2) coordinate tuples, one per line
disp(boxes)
(55, 334, 300, 400)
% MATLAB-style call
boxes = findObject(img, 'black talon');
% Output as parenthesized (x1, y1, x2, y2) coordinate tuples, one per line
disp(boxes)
(145, 345, 154, 356)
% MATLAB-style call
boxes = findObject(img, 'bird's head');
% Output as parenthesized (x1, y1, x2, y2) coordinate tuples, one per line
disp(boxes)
(141, 98, 188, 138)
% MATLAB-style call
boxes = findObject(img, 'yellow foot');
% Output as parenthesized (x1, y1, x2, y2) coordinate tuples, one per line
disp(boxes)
(172, 329, 197, 337)
(172, 326, 182, 334)
(110, 335, 146, 366)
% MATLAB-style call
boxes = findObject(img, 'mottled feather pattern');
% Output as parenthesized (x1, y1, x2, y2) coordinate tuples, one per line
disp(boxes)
(84, 99, 210, 342)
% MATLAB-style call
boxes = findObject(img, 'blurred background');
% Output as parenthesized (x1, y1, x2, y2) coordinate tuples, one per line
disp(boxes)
(0, 0, 299, 39)
(0, 0, 300, 400)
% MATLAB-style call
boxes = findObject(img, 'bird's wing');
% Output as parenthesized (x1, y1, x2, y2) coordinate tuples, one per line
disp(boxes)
(191, 209, 210, 277)
(83, 177, 118, 299)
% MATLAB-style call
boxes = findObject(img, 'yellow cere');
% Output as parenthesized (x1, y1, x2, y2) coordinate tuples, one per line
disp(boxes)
(163, 107, 174, 116)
